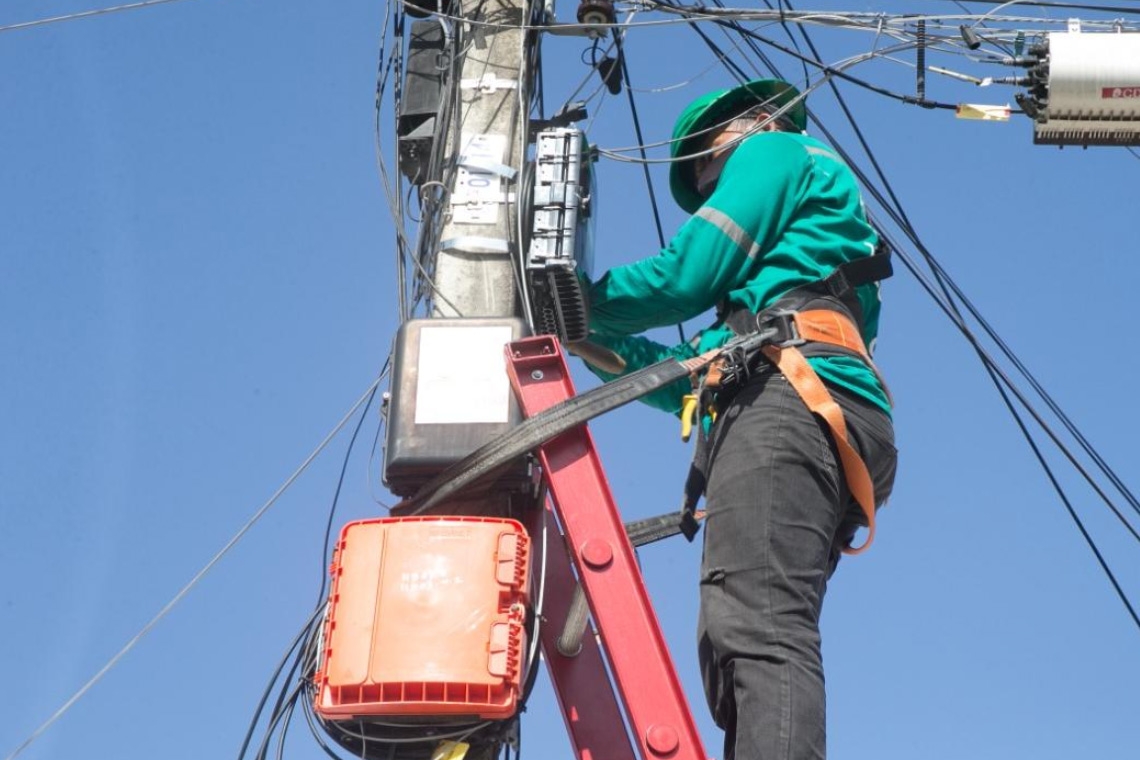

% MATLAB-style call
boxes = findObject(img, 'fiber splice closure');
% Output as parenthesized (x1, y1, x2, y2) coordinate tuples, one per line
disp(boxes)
(1019, 30, 1140, 147)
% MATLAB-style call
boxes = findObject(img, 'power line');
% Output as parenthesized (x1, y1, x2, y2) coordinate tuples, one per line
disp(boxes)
(0, 0, 198, 34)
(2, 376, 385, 760)
(935, 0, 1140, 14)
(679, 0, 1140, 630)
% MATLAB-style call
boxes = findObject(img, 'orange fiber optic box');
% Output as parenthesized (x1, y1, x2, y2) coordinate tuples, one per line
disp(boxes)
(314, 516, 530, 721)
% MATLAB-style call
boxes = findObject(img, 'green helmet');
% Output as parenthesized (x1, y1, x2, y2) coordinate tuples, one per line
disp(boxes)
(668, 78, 807, 214)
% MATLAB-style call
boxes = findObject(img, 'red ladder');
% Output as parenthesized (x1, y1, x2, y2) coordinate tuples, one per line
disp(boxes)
(505, 336, 708, 760)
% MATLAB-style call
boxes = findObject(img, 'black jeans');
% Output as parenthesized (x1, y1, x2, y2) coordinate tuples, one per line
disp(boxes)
(697, 368, 897, 760)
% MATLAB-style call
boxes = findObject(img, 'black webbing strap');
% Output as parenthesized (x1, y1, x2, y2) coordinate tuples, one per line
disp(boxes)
(398, 351, 713, 516)
(813, 246, 893, 300)
(724, 250, 892, 349)
(624, 509, 706, 547)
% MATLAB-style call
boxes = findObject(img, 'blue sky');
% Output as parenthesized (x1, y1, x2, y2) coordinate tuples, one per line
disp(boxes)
(3, 1, 1139, 759)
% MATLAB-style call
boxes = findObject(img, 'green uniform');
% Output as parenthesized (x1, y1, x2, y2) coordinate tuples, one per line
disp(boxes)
(585, 130, 889, 416)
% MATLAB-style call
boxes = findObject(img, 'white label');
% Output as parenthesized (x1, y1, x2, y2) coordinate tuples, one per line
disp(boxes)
(414, 325, 513, 424)
(452, 134, 508, 225)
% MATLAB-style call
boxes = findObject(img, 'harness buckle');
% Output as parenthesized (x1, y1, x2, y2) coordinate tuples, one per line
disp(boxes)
(757, 309, 806, 348)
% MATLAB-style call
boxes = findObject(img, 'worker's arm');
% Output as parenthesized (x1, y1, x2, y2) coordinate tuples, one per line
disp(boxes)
(576, 332, 698, 416)
(588, 133, 811, 336)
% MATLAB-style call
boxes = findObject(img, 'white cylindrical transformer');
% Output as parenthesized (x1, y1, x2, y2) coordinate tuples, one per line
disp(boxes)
(1036, 32, 1140, 145)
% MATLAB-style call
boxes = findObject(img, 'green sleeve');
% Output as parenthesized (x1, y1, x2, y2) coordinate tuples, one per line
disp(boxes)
(587, 133, 811, 335)
(578, 333, 697, 416)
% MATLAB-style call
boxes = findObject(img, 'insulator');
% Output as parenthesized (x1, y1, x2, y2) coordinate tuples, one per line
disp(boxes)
(576, 0, 615, 26)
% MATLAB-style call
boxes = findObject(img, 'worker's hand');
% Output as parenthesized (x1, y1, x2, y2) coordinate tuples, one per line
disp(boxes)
(565, 339, 627, 374)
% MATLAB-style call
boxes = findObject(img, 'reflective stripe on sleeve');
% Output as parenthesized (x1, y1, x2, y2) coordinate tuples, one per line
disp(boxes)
(694, 206, 762, 259)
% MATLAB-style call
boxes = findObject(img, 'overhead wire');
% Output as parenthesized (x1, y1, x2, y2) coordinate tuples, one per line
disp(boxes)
(594, 40, 927, 162)
(236, 605, 326, 760)
(3, 375, 387, 760)
(665, 0, 1140, 629)
(229, 10, 1140, 760)
(375, 1, 416, 321)
(612, 30, 687, 343)
(934, 0, 1140, 11)
(792, 2, 1140, 624)
(255, 6, 541, 753)
(0, 0, 196, 33)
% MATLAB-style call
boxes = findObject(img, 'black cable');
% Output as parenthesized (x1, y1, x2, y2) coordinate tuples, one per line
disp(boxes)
(274, 700, 297, 760)
(668, 5, 752, 82)
(302, 699, 355, 760)
(772, 0, 811, 86)
(316, 379, 381, 604)
(614, 36, 665, 255)
(236, 608, 324, 760)
(824, 118, 1140, 542)
(251, 680, 307, 760)
(778, 0, 1139, 533)
(876, 226, 1140, 549)
(772, 1, 1138, 528)
(613, 32, 685, 343)
(259, 624, 316, 759)
(679, 2, 1140, 628)
(934, 0, 1140, 14)
(902, 235, 1140, 521)
(983, 344, 1140, 629)
(832, 124, 1140, 552)
(877, 227, 1140, 550)
(241, 373, 381, 759)
(720, 20, 958, 110)
(391, 8, 409, 320)
(656, 1, 962, 111)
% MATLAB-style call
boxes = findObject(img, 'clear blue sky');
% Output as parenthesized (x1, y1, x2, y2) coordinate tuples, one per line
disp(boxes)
(3, 1, 1139, 759)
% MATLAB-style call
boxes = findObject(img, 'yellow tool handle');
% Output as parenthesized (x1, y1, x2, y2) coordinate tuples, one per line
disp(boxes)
(680, 394, 698, 442)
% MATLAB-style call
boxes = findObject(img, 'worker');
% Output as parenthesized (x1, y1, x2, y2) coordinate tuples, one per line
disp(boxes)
(577, 79, 898, 760)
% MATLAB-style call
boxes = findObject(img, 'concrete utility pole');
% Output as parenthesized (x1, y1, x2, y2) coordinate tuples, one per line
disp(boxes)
(431, 0, 530, 318)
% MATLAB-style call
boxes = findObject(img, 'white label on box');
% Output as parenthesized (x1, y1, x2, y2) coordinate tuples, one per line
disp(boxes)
(414, 325, 513, 424)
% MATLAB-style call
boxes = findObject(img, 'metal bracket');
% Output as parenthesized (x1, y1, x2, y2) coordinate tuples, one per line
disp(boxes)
(440, 236, 511, 253)
(457, 155, 517, 179)
(461, 74, 520, 93)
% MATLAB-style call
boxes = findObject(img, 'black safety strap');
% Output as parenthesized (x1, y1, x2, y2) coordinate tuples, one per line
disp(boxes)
(624, 509, 706, 547)
(399, 347, 727, 516)
(725, 248, 892, 337)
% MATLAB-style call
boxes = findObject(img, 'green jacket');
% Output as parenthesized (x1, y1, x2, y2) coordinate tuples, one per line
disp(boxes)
(585, 130, 890, 416)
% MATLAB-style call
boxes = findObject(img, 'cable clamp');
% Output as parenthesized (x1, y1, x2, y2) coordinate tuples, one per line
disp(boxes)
(440, 236, 511, 254)
(461, 75, 520, 93)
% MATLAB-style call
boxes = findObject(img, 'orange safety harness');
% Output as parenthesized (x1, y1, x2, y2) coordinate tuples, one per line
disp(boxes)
(680, 250, 892, 554)
(759, 309, 881, 555)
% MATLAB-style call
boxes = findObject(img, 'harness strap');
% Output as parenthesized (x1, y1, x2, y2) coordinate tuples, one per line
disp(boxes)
(787, 309, 873, 362)
(761, 309, 879, 555)
(624, 509, 706, 547)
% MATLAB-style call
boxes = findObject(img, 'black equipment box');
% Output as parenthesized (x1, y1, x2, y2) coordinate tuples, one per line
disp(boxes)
(383, 318, 529, 497)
